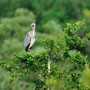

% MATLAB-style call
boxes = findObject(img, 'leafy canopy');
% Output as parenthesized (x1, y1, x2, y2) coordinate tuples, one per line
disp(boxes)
(0, 20, 90, 89)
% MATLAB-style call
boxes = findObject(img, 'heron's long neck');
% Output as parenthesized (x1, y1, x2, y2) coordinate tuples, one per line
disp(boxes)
(32, 29, 35, 36)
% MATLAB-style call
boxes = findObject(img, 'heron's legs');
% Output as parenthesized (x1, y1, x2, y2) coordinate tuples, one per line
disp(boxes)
(25, 43, 33, 53)
(25, 43, 30, 52)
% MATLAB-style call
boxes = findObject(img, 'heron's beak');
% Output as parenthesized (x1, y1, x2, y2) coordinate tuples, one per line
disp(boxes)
(32, 25, 35, 30)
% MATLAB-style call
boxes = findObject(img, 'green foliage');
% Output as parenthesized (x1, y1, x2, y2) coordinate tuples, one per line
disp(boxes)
(42, 20, 63, 35)
(34, 0, 87, 24)
(0, 21, 89, 89)
(0, 38, 24, 59)
(0, 67, 34, 90)
(0, 0, 90, 89)
(64, 20, 86, 51)
(46, 77, 64, 90)
(82, 68, 90, 88)
(0, 0, 32, 16)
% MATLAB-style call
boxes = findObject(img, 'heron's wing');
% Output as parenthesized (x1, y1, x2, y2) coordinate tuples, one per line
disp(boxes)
(24, 31, 31, 48)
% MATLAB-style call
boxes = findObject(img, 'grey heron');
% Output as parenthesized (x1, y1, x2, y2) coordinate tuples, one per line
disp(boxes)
(24, 23, 36, 52)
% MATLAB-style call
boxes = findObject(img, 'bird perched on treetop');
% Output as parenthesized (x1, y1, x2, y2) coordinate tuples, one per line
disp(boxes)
(24, 23, 36, 52)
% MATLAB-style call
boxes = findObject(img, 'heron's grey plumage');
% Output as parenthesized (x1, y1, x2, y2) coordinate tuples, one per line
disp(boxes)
(24, 31, 31, 48)
(24, 23, 36, 52)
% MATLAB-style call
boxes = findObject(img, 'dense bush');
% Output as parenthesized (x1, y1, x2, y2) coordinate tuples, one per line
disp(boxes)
(0, 21, 90, 89)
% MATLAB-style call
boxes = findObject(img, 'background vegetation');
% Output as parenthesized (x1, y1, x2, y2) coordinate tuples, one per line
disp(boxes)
(0, 0, 90, 89)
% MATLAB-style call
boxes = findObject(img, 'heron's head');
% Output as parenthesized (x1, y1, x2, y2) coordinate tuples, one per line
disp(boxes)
(31, 23, 36, 30)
